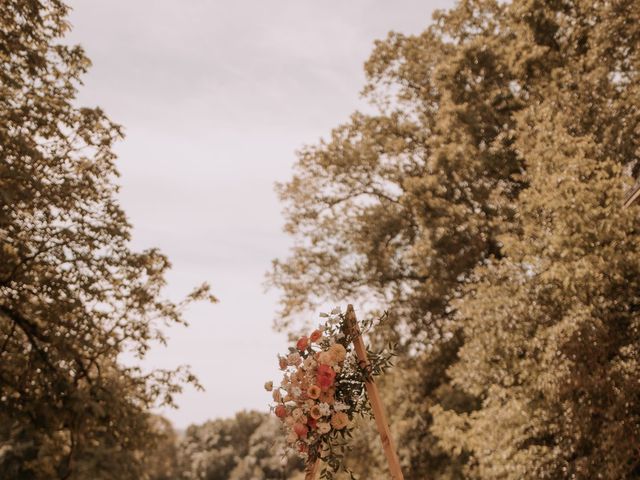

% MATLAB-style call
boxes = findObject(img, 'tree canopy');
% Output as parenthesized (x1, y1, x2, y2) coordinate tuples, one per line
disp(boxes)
(0, 1, 214, 478)
(178, 411, 305, 480)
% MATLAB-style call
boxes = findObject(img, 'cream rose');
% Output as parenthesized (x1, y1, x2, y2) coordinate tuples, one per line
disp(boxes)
(331, 412, 349, 430)
(317, 422, 331, 434)
(307, 385, 321, 399)
(317, 351, 335, 365)
(309, 405, 323, 420)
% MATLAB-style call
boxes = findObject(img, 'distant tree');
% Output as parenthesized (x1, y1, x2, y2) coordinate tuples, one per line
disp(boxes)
(178, 411, 303, 480)
(270, 0, 640, 477)
(144, 416, 182, 480)
(229, 415, 304, 480)
(0, 1, 214, 478)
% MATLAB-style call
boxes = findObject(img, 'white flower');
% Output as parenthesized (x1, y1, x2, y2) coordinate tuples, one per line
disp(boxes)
(343, 355, 356, 369)
(334, 401, 349, 412)
(326, 313, 340, 326)
(318, 403, 331, 416)
(292, 387, 302, 397)
(317, 422, 331, 434)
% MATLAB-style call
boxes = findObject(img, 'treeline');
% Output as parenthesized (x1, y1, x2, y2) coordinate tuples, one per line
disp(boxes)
(142, 412, 304, 480)
(144, 412, 386, 480)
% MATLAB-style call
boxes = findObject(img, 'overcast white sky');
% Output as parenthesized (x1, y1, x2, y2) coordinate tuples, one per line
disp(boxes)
(66, 0, 453, 428)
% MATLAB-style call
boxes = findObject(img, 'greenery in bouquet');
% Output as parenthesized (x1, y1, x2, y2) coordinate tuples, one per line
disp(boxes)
(265, 307, 395, 479)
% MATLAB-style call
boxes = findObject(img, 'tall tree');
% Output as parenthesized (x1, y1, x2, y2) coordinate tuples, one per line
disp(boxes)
(270, 0, 640, 477)
(177, 411, 303, 480)
(270, 1, 522, 476)
(432, 99, 640, 479)
(0, 1, 214, 478)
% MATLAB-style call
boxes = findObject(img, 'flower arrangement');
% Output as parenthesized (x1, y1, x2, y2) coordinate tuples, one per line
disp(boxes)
(265, 307, 395, 479)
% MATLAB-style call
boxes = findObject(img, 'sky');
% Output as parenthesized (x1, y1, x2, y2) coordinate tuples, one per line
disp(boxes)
(66, 0, 453, 428)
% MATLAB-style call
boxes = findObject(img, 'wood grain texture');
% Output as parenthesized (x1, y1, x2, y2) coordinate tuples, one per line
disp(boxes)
(345, 304, 405, 480)
(624, 182, 640, 208)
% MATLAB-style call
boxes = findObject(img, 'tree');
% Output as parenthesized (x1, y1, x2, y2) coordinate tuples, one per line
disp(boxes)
(143, 416, 182, 480)
(270, 0, 640, 477)
(228, 415, 304, 480)
(179, 411, 263, 480)
(432, 106, 640, 479)
(177, 411, 303, 480)
(0, 1, 215, 478)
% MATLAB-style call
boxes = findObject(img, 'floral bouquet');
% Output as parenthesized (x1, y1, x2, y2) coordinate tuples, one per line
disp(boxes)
(265, 307, 394, 479)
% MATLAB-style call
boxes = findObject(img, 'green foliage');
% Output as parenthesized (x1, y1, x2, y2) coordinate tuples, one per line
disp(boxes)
(432, 106, 640, 479)
(143, 416, 182, 480)
(178, 411, 304, 480)
(270, 0, 640, 478)
(0, 1, 215, 478)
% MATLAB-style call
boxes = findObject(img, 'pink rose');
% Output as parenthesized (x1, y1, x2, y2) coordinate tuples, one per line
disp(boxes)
(310, 329, 323, 343)
(275, 405, 287, 419)
(296, 336, 309, 351)
(294, 422, 309, 438)
(317, 364, 336, 390)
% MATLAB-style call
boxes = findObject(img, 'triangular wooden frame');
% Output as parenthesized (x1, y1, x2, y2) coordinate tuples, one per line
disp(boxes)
(305, 304, 404, 479)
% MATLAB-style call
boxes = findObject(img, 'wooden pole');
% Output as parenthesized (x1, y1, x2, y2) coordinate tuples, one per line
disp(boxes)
(304, 458, 319, 480)
(623, 182, 640, 208)
(345, 304, 405, 480)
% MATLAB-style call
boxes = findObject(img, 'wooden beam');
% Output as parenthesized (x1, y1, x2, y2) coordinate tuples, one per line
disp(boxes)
(345, 304, 405, 480)
(624, 182, 640, 208)
(305, 458, 319, 480)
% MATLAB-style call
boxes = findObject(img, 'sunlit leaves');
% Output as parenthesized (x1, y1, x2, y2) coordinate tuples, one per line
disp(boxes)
(271, 0, 640, 478)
